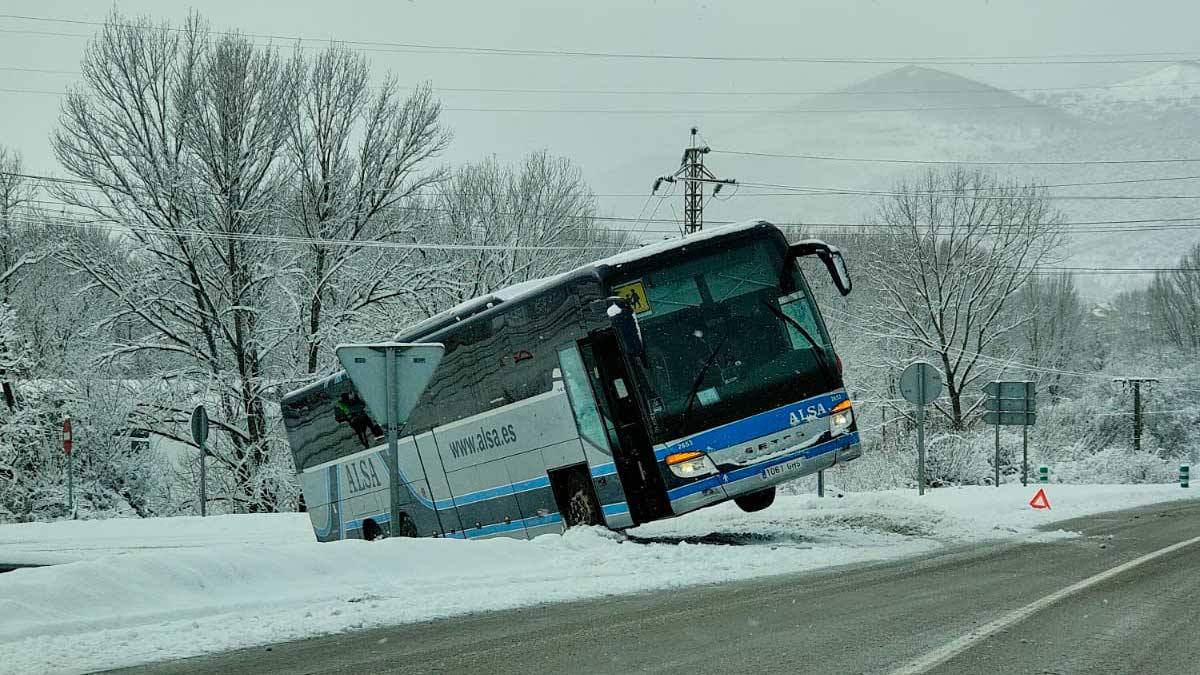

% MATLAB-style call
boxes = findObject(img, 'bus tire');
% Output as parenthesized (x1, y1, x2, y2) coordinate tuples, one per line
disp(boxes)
(563, 471, 603, 528)
(734, 487, 776, 513)
(396, 513, 418, 538)
(362, 518, 384, 541)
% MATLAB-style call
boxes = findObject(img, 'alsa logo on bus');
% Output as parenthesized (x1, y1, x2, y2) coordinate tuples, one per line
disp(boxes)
(344, 458, 382, 494)
(447, 424, 519, 459)
(788, 402, 830, 426)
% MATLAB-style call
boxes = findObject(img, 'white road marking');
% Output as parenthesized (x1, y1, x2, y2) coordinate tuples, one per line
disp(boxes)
(887, 533, 1200, 675)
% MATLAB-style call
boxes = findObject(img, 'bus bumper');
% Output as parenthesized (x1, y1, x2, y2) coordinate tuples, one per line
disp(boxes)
(666, 431, 861, 515)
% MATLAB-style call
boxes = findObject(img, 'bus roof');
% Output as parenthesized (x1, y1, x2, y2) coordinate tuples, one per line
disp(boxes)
(286, 219, 773, 403)
(393, 219, 772, 340)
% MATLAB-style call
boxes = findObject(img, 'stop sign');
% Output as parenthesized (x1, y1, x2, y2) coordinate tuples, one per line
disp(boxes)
(62, 418, 73, 455)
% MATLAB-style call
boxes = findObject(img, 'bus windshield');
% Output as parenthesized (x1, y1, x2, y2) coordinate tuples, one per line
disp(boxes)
(612, 238, 839, 442)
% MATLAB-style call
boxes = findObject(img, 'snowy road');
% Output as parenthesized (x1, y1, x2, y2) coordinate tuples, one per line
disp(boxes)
(109, 499, 1200, 675)
(1, 485, 1197, 674)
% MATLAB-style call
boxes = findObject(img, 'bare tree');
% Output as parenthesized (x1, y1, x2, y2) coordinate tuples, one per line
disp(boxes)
(0, 148, 54, 410)
(868, 168, 1065, 429)
(52, 13, 301, 511)
(1018, 272, 1086, 400)
(1148, 242, 1200, 354)
(288, 46, 452, 375)
(433, 151, 624, 305)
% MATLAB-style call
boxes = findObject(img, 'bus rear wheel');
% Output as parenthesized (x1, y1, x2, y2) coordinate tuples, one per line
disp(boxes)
(564, 472, 602, 528)
(362, 518, 384, 541)
(396, 513, 418, 538)
(734, 487, 776, 513)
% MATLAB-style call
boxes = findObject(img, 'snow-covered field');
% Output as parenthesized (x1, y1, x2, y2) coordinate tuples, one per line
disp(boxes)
(0, 484, 1194, 675)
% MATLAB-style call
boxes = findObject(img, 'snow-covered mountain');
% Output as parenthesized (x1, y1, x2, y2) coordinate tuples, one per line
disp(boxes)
(615, 64, 1200, 298)
(1043, 61, 1200, 117)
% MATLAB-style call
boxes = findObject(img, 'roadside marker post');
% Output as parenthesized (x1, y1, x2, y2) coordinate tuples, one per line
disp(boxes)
(62, 417, 74, 517)
(1181, 464, 1190, 489)
(899, 361, 943, 496)
(1038, 465, 1049, 484)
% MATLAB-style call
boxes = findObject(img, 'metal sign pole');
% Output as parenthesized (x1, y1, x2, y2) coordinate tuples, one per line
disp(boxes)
(67, 450, 74, 515)
(994, 419, 1000, 488)
(190, 406, 210, 517)
(199, 439, 207, 517)
(917, 404, 926, 496)
(385, 346, 401, 538)
(900, 361, 941, 497)
(1022, 423, 1029, 487)
(817, 470, 825, 498)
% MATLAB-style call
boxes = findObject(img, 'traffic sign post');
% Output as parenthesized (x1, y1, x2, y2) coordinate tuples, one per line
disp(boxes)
(62, 418, 74, 516)
(190, 405, 209, 517)
(900, 361, 943, 496)
(983, 381, 1036, 486)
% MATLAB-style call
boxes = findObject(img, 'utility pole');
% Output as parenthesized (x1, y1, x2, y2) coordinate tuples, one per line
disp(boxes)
(1113, 377, 1158, 453)
(652, 127, 736, 234)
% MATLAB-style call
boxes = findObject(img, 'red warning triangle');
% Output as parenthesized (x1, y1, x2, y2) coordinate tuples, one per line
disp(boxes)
(1029, 488, 1051, 510)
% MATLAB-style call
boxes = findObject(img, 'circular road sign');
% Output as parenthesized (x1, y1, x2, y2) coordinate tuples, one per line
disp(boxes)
(190, 405, 210, 446)
(900, 361, 943, 406)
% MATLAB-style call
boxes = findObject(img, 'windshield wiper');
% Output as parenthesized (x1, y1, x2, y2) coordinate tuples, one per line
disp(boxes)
(676, 335, 730, 436)
(761, 299, 836, 382)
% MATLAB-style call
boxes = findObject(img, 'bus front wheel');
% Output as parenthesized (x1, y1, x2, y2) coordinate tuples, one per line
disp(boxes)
(734, 487, 776, 513)
(564, 472, 602, 528)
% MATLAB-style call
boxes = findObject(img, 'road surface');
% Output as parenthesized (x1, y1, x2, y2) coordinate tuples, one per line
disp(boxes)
(112, 499, 1200, 675)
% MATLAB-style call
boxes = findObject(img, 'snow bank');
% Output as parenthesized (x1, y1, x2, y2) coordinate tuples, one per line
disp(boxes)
(0, 513, 312, 566)
(0, 484, 1193, 674)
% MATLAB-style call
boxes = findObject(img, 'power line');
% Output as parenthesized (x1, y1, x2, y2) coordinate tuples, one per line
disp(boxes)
(18, 192, 1200, 239)
(714, 149, 1200, 166)
(10, 86, 1200, 116)
(7, 64, 1200, 97)
(4, 14, 1200, 66)
(739, 179, 1200, 201)
(18, 168, 1200, 209)
(0, 211, 636, 253)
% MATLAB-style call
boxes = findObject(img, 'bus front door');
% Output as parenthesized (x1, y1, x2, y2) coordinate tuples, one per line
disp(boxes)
(581, 331, 672, 524)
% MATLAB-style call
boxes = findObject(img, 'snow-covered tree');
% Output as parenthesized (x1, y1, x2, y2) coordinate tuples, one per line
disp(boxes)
(1017, 272, 1088, 401)
(52, 13, 300, 512)
(287, 45, 452, 376)
(867, 168, 1066, 430)
(1148, 243, 1200, 354)
(432, 151, 628, 304)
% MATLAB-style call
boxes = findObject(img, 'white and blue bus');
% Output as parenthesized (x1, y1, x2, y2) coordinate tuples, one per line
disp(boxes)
(281, 220, 860, 541)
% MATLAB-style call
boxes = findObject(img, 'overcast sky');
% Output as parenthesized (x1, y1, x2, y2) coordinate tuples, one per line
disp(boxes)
(1, 0, 1195, 223)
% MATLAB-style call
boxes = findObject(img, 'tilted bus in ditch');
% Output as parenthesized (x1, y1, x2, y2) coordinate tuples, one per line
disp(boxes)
(281, 220, 860, 541)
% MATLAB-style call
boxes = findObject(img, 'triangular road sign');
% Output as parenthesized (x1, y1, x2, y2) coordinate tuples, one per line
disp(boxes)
(1029, 488, 1051, 510)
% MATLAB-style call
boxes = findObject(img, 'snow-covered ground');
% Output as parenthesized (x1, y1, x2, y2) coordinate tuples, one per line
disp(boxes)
(0, 484, 1194, 675)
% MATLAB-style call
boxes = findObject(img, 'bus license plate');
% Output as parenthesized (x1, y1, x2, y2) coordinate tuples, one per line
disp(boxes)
(762, 458, 804, 480)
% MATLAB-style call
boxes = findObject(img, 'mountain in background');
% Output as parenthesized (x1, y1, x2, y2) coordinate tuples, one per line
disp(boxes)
(614, 64, 1200, 298)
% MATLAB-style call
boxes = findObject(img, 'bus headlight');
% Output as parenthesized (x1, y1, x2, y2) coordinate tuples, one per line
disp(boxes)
(830, 400, 853, 436)
(666, 451, 718, 478)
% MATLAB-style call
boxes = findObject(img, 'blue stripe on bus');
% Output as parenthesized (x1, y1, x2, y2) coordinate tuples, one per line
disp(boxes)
(352, 455, 623, 527)
(602, 502, 629, 516)
(461, 512, 564, 538)
(655, 391, 849, 460)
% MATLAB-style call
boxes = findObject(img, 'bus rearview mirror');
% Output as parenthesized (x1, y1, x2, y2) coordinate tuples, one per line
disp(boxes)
(827, 250, 852, 296)
(606, 298, 646, 358)
(789, 240, 852, 297)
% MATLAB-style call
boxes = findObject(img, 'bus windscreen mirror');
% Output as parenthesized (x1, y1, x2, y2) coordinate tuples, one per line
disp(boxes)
(606, 299, 645, 357)
(789, 240, 852, 297)
(826, 251, 852, 296)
